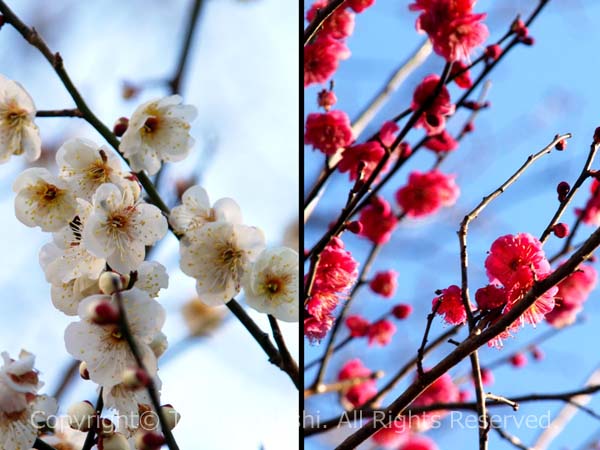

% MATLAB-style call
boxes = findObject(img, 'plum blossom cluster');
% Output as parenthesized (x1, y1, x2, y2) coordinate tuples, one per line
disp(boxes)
(409, 0, 489, 62)
(0, 350, 56, 450)
(304, 0, 375, 87)
(171, 185, 299, 322)
(4, 71, 298, 448)
(474, 233, 558, 348)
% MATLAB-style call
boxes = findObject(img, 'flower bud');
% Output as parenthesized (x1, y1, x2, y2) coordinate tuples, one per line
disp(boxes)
(531, 346, 545, 361)
(345, 220, 363, 234)
(555, 139, 567, 151)
(102, 432, 130, 450)
(510, 352, 527, 368)
(99, 418, 116, 437)
(463, 121, 474, 133)
(392, 303, 413, 320)
(135, 431, 166, 450)
(521, 36, 535, 46)
(113, 117, 129, 137)
(594, 127, 600, 144)
(67, 400, 95, 431)
(99, 271, 124, 295)
(369, 270, 398, 298)
(149, 331, 168, 358)
(160, 404, 181, 430)
(122, 367, 151, 389)
(87, 298, 120, 325)
(552, 223, 569, 238)
(79, 361, 90, 380)
(485, 44, 502, 61)
(317, 89, 337, 111)
(557, 181, 570, 201)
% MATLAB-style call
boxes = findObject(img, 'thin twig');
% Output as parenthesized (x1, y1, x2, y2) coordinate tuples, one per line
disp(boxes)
(268, 314, 300, 389)
(304, 370, 384, 398)
(36, 108, 83, 117)
(81, 389, 103, 450)
(112, 284, 180, 450)
(416, 300, 442, 378)
(491, 418, 532, 450)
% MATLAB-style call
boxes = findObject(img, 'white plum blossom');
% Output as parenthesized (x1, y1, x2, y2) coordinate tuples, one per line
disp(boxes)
(180, 222, 265, 305)
(0, 74, 41, 163)
(0, 351, 57, 450)
(13, 167, 77, 232)
(56, 137, 128, 200)
(50, 276, 101, 316)
(119, 95, 197, 175)
(39, 200, 105, 286)
(243, 247, 299, 322)
(82, 183, 168, 273)
(64, 288, 165, 388)
(135, 261, 169, 298)
(169, 185, 242, 235)
(38, 416, 86, 449)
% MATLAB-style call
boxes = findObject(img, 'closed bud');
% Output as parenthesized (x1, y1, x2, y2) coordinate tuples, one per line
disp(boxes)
(392, 303, 413, 320)
(135, 431, 166, 450)
(317, 89, 337, 111)
(485, 44, 502, 61)
(122, 367, 151, 389)
(557, 181, 570, 201)
(67, 400, 95, 431)
(113, 117, 129, 137)
(594, 127, 600, 144)
(552, 223, 569, 238)
(555, 139, 567, 151)
(463, 121, 474, 133)
(160, 404, 181, 430)
(99, 271, 124, 295)
(102, 432, 130, 450)
(345, 220, 363, 234)
(521, 36, 535, 46)
(88, 298, 120, 325)
(79, 361, 90, 380)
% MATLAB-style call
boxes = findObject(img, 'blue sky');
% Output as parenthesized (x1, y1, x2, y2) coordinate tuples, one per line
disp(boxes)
(305, 1, 600, 449)
(0, 1, 298, 449)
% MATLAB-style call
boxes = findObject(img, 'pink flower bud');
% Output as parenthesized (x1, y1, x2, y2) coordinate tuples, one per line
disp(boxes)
(510, 352, 527, 368)
(345, 220, 363, 234)
(113, 117, 129, 137)
(552, 223, 569, 238)
(369, 270, 398, 298)
(317, 89, 337, 111)
(345, 315, 370, 337)
(485, 44, 502, 61)
(555, 139, 567, 151)
(89, 299, 120, 325)
(481, 368, 494, 386)
(531, 346, 545, 361)
(136, 431, 166, 450)
(392, 303, 413, 320)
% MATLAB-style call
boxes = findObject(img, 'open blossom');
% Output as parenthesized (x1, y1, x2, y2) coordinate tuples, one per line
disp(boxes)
(367, 319, 396, 346)
(306, 0, 355, 40)
(50, 276, 102, 316)
(483, 233, 557, 347)
(410, 371, 459, 431)
(433, 285, 472, 325)
(485, 233, 551, 287)
(338, 141, 386, 181)
(136, 261, 169, 298)
(424, 130, 458, 153)
(0, 351, 57, 450)
(119, 95, 197, 175)
(409, 0, 489, 62)
(13, 167, 77, 232)
(369, 270, 398, 298)
(0, 74, 41, 163)
(450, 60, 473, 88)
(399, 435, 439, 450)
(345, 314, 370, 337)
(56, 137, 127, 200)
(337, 359, 377, 408)
(546, 263, 597, 327)
(359, 196, 398, 244)
(346, 0, 375, 13)
(304, 36, 350, 87)
(243, 247, 299, 322)
(304, 110, 353, 155)
(39, 200, 105, 286)
(169, 185, 242, 235)
(411, 74, 455, 136)
(305, 237, 358, 341)
(82, 183, 168, 273)
(372, 418, 410, 449)
(65, 287, 165, 388)
(180, 222, 265, 305)
(396, 170, 459, 218)
(475, 284, 506, 311)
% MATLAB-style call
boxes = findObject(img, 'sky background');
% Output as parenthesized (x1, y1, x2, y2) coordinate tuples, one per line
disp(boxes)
(0, 1, 299, 449)
(305, 1, 600, 449)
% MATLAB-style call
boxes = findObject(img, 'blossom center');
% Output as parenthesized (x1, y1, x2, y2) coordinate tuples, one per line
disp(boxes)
(87, 160, 112, 182)
(34, 182, 63, 206)
(108, 212, 129, 229)
(143, 116, 160, 134)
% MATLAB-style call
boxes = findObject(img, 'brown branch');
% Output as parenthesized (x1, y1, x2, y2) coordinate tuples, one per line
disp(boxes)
(36, 108, 83, 118)
(267, 314, 300, 389)
(491, 418, 532, 450)
(169, 0, 204, 94)
(112, 284, 179, 450)
(303, 0, 346, 45)
(81, 389, 103, 450)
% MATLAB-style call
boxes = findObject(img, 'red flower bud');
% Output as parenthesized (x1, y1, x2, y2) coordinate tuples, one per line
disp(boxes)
(555, 139, 567, 151)
(392, 303, 413, 320)
(113, 117, 129, 137)
(485, 44, 502, 61)
(345, 220, 363, 234)
(552, 223, 569, 238)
